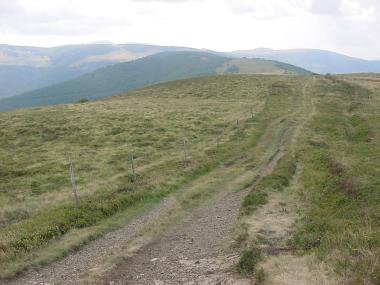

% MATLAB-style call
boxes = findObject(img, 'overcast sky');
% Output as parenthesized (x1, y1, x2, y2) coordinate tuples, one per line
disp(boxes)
(0, 0, 379, 59)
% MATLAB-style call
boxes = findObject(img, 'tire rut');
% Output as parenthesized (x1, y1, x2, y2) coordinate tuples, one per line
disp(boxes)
(97, 180, 251, 285)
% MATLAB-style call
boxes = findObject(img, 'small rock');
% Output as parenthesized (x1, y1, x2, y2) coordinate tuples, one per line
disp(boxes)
(150, 258, 159, 262)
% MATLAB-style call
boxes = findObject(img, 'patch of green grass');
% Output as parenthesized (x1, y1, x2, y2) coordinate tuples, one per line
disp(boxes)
(237, 246, 262, 275)
(240, 191, 268, 216)
(260, 156, 297, 192)
(240, 153, 297, 216)
(254, 267, 266, 284)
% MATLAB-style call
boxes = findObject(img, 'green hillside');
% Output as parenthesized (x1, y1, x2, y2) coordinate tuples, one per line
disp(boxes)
(0, 43, 198, 99)
(0, 74, 379, 284)
(217, 58, 312, 75)
(0, 52, 311, 112)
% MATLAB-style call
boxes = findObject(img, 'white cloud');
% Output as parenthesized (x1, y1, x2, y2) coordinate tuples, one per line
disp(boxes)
(309, 0, 342, 15)
(0, 0, 378, 59)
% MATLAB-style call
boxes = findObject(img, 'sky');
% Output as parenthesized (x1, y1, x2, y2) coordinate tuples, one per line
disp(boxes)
(0, 0, 379, 59)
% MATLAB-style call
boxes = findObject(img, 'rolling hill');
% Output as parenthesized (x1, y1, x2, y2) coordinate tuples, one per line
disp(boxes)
(0, 52, 311, 111)
(229, 48, 380, 74)
(0, 43, 198, 99)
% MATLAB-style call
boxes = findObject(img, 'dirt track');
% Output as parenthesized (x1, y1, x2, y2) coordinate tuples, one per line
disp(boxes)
(6, 146, 283, 285)
(97, 178, 252, 285)
(5, 197, 178, 285)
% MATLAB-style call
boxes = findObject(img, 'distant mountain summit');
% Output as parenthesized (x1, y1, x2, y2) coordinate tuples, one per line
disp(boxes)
(228, 48, 380, 74)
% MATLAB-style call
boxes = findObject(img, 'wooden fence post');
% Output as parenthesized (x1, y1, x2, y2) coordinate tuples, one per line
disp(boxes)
(183, 138, 187, 164)
(68, 159, 80, 207)
(130, 154, 137, 182)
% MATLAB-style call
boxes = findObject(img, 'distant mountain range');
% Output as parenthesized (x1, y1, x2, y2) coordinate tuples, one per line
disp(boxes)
(1, 43, 380, 100)
(0, 52, 311, 112)
(0, 43, 197, 99)
(228, 48, 380, 74)
(0, 43, 379, 112)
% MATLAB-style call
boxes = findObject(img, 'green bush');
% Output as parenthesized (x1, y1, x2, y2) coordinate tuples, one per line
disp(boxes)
(77, 98, 89, 103)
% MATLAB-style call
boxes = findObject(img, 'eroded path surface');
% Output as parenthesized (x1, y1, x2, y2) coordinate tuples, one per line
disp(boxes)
(94, 122, 296, 284)
(96, 123, 293, 284)
(98, 180, 251, 285)
(6, 198, 178, 285)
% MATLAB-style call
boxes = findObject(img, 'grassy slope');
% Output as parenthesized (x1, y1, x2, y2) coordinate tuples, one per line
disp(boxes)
(0, 52, 228, 111)
(217, 58, 312, 75)
(291, 76, 380, 284)
(1, 73, 378, 283)
(236, 75, 380, 284)
(1, 74, 294, 277)
(0, 52, 311, 112)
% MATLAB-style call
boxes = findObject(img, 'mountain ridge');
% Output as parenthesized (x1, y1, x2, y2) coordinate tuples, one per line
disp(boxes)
(228, 47, 380, 74)
(0, 43, 199, 99)
(0, 51, 311, 112)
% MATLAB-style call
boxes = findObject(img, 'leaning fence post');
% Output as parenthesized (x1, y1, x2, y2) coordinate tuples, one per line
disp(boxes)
(130, 154, 137, 182)
(68, 158, 80, 207)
